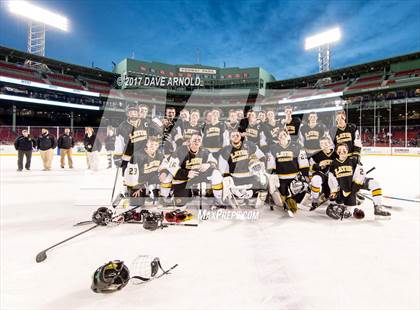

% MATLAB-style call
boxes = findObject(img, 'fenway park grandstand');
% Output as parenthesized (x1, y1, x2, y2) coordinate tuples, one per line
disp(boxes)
(0, 45, 419, 150)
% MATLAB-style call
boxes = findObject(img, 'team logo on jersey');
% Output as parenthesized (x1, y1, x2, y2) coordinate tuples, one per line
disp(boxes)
(186, 157, 202, 170)
(335, 165, 353, 177)
(276, 151, 294, 162)
(305, 131, 320, 140)
(230, 150, 249, 163)
(336, 132, 352, 143)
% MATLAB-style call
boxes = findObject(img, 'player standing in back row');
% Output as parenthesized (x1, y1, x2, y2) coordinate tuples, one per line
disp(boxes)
(298, 111, 328, 157)
(331, 110, 362, 159)
(281, 105, 301, 143)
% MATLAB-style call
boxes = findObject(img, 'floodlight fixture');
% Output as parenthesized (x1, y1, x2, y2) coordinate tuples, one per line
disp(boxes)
(8, 0, 69, 66)
(305, 27, 341, 50)
(305, 27, 341, 72)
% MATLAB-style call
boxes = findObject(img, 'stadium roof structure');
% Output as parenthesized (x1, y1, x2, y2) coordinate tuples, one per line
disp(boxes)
(267, 51, 420, 89)
(0, 45, 117, 82)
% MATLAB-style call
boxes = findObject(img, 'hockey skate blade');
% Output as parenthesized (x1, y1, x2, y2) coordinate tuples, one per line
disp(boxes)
(35, 251, 47, 263)
(375, 215, 392, 220)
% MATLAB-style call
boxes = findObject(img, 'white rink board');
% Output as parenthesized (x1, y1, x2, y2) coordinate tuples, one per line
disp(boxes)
(1, 155, 419, 310)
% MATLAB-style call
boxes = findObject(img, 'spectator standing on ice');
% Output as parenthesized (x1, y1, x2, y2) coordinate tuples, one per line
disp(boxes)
(84, 127, 102, 171)
(58, 128, 74, 169)
(14, 129, 36, 171)
(37, 128, 57, 171)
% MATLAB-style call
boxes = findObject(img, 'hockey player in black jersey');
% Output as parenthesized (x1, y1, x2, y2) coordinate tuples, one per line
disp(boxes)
(114, 105, 149, 174)
(331, 110, 362, 158)
(267, 129, 309, 215)
(299, 111, 329, 157)
(202, 109, 228, 153)
(328, 143, 391, 219)
(280, 105, 301, 143)
(167, 133, 224, 208)
(174, 109, 202, 147)
(173, 108, 191, 144)
(309, 136, 337, 211)
(257, 111, 266, 124)
(218, 130, 267, 208)
(124, 136, 164, 206)
(261, 109, 281, 151)
(225, 109, 239, 134)
(238, 110, 267, 151)
(161, 106, 177, 156)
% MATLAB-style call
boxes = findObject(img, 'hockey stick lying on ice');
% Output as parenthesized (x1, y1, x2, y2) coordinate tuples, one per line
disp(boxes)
(35, 204, 143, 263)
(382, 196, 420, 203)
(362, 193, 420, 205)
(359, 193, 395, 209)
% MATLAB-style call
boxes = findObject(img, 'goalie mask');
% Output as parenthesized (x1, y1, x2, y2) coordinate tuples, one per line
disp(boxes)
(91, 260, 130, 293)
(131, 255, 162, 281)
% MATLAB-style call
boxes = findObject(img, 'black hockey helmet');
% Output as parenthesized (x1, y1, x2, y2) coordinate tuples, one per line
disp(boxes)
(142, 211, 163, 231)
(91, 260, 130, 293)
(92, 207, 113, 226)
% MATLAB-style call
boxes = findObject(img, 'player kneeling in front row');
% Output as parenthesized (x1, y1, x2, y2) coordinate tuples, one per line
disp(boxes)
(309, 136, 337, 211)
(122, 136, 164, 209)
(166, 133, 224, 208)
(267, 129, 310, 216)
(218, 130, 267, 208)
(328, 143, 391, 219)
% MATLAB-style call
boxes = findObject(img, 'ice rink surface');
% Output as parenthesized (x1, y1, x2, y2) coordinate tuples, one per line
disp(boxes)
(1, 154, 419, 310)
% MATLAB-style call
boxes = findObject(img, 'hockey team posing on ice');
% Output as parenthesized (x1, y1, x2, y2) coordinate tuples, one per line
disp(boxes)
(111, 103, 391, 220)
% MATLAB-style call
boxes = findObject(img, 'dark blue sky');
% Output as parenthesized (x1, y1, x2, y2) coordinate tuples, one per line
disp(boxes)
(0, 0, 419, 79)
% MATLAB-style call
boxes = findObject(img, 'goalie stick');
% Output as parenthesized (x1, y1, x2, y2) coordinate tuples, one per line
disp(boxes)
(35, 204, 143, 263)
(110, 165, 121, 205)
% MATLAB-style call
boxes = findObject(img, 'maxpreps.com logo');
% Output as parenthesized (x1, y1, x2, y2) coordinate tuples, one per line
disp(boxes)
(198, 209, 260, 221)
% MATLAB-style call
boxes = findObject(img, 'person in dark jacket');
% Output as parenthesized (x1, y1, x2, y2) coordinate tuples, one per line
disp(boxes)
(84, 127, 102, 171)
(14, 129, 36, 171)
(58, 128, 74, 169)
(37, 128, 57, 171)
(104, 127, 116, 169)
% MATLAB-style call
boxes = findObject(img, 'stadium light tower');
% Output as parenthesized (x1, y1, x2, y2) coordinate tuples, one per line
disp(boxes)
(8, 0, 69, 67)
(305, 27, 341, 72)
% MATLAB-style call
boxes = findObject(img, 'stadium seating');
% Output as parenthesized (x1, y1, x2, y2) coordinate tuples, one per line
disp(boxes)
(45, 72, 86, 90)
(346, 72, 384, 91)
(320, 80, 350, 93)
(0, 61, 46, 83)
(79, 77, 112, 94)
(385, 67, 420, 86)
